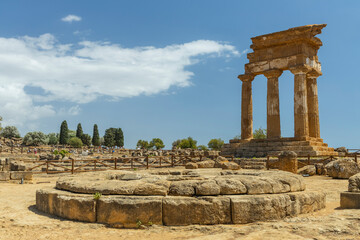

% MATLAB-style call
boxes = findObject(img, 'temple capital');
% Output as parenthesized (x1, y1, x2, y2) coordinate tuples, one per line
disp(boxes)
(289, 66, 311, 75)
(238, 74, 255, 82)
(307, 70, 322, 79)
(263, 69, 283, 79)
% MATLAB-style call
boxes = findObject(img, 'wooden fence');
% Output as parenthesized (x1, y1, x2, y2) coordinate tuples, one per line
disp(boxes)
(24, 155, 214, 174)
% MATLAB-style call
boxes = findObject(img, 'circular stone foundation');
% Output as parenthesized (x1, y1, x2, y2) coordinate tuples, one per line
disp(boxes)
(36, 169, 326, 228)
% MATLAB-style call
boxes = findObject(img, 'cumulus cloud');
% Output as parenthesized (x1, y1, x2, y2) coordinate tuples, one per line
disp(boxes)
(0, 33, 239, 127)
(61, 14, 82, 23)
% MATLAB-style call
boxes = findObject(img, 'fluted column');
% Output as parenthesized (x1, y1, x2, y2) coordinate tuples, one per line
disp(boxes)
(307, 70, 321, 139)
(238, 74, 255, 140)
(264, 69, 283, 139)
(290, 67, 310, 138)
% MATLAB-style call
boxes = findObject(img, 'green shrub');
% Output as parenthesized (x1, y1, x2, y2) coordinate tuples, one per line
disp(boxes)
(253, 127, 267, 139)
(208, 138, 224, 150)
(68, 137, 83, 148)
(1, 126, 20, 138)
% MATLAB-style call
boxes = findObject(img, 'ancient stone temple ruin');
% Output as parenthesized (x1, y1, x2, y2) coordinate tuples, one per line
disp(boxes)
(222, 24, 338, 157)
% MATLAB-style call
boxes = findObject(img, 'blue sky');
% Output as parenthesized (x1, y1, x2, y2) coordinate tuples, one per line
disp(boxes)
(0, 0, 359, 149)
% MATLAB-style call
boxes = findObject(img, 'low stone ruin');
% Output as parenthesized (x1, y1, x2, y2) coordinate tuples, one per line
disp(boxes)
(37, 169, 325, 228)
(340, 173, 360, 208)
(0, 157, 32, 181)
(325, 159, 360, 179)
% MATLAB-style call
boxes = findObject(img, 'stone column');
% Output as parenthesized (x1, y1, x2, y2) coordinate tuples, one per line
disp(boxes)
(238, 74, 255, 140)
(307, 70, 321, 139)
(290, 67, 310, 138)
(264, 69, 283, 139)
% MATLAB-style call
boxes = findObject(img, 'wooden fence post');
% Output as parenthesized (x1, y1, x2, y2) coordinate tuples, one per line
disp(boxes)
(159, 157, 162, 167)
(307, 155, 310, 165)
(94, 160, 97, 171)
(131, 159, 133, 169)
(355, 154, 358, 163)
(71, 159, 74, 174)
(171, 155, 174, 167)
(266, 156, 270, 170)
(46, 160, 49, 174)
(115, 158, 117, 170)
(146, 156, 149, 169)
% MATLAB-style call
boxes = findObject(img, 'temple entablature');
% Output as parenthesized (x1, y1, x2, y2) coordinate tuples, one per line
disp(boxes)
(244, 24, 326, 76)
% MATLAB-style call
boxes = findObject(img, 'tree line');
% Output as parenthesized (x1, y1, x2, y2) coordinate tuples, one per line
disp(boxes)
(0, 120, 124, 148)
(136, 137, 225, 151)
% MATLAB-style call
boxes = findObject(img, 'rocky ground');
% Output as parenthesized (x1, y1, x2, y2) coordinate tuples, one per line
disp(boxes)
(0, 173, 359, 240)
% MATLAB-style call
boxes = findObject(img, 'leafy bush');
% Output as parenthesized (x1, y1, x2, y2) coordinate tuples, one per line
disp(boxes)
(47, 133, 59, 145)
(178, 137, 197, 149)
(197, 145, 208, 151)
(208, 138, 224, 150)
(254, 127, 267, 139)
(1, 126, 20, 138)
(136, 140, 150, 149)
(53, 149, 69, 158)
(23, 132, 48, 146)
(149, 138, 165, 150)
(68, 137, 83, 148)
(172, 139, 181, 149)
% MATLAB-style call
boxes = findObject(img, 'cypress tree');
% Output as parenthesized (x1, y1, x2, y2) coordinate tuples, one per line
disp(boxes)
(115, 128, 124, 147)
(92, 124, 100, 146)
(59, 120, 69, 144)
(76, 123, 83, 139)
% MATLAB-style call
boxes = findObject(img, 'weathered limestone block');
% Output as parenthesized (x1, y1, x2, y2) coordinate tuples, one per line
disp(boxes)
(36, 188, 58, 214)
(218, 162, 240, 170)
(197, 160, 215, 168)
(56, 178, 136, 195)
(261, 172, 306, 192)
(297, 165, 316, 176)
(56, 195, 96, 222)
(215, 178, 247, 195)
(278, 151, 298, 174)
(348, 173, 360, 192)
(162, 196, 231, 225)
(231, 194, 291, 224)
(10, 171, 33, 180)
(97, 196, 162, 228)
(234, 176, 273, 195)
(168, 180, 196, 196)
(195, 180, 221, 196)
(325, 159, 360, 179)
(340, 192, 360, 209)
(36, 188, 96, 222)
(10, 161, 26, 171)
(0, 172, 10, 181)
(133, 182, 169, 196)
(287, 191, 326, 216)
(315, 163, 326, 175)
(185, 162, 198, 169)
(230, 191, 326, 224)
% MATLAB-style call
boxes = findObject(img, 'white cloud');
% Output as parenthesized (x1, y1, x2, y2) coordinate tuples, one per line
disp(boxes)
(61, 14, 82, 23)
(0, 33, 239, 127)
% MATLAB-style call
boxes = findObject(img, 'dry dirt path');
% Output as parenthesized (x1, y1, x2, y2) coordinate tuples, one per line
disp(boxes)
(0, 174, 359, 240)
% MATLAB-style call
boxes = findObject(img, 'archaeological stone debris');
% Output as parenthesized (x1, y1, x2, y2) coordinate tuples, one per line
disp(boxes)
(222, 24, 338, 158)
